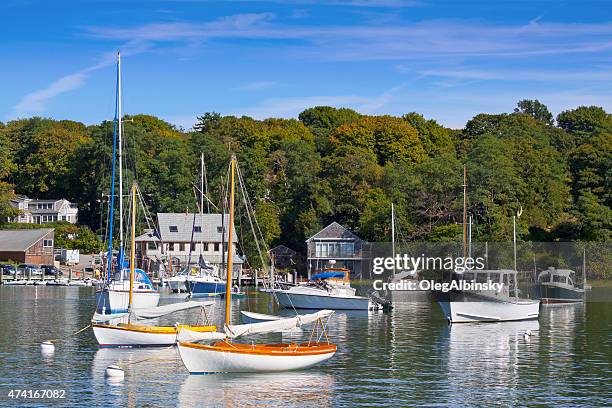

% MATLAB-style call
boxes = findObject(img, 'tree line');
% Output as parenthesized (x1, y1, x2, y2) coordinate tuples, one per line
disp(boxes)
(0, 100, 610, 271)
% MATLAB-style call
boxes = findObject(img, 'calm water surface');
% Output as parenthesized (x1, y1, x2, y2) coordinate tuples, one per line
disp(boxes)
(0, 286, 610, 407)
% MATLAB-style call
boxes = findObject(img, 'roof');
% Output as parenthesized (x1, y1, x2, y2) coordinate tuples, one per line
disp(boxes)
(306, 222, 362, 242)
(154, 213, 238, 243)
(0, 229, 54, 251)
(269, 245, 296, 256)
(135, 229, 160, 242)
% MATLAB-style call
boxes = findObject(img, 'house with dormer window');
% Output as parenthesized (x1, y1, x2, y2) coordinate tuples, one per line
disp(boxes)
(135, 213, 243, 273)
(8, 195, 78, 224)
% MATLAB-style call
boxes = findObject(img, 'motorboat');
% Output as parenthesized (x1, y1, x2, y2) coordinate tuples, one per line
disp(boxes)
(530, 267, 585, 303)
(268, 267, 374, 310)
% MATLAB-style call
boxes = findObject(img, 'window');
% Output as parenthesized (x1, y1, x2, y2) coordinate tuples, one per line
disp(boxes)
(214, 243, 220, 252)
(43, 239, 53, 247)
(170, 243, 176, 251)
(169, 226, 178, 232)
(341, 243, 354, 256)
(193, 226, 202, 233)
(191, 243, 196, 251)
(179, 243, 185, 252)
(217, 226, 223, 233)
(147, 242, 157, 250)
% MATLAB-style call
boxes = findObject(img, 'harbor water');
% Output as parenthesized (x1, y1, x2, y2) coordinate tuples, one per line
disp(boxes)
(0, 286, 610, 407)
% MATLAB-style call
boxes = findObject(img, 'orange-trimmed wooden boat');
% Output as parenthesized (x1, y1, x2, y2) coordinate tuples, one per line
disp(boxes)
(92, 322, 219, 347)
(178, 156, 337, 373)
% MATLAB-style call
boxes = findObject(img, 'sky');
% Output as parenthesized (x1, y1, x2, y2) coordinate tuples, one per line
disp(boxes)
(1, 0, 611, 130)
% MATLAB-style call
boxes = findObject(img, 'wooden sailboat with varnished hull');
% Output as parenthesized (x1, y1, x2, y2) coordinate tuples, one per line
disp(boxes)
(178, 156, 336, 373)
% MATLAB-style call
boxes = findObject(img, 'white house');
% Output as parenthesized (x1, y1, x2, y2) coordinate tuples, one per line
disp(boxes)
(9, 195, 78, 224)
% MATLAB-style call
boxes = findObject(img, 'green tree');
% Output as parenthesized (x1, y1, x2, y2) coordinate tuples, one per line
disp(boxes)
(514, 99, 554, 125)
(330, 115, 426, 166)
(402, 112, 454, 155)
(557, 106, 612, 138)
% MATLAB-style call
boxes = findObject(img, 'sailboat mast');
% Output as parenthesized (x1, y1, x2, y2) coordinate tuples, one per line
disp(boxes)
(128, 182, 136, 314)
(106, 52, 120, 283)
(118, 51, 124, 254)
(200, 153, 204, 215)
(224, 156, 236, 327)
(391, 203, 396, 277)
(462, 164, 467, 260)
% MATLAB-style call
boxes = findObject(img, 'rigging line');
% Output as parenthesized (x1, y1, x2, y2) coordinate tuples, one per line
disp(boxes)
(235, 163, 268, 274)
(191, 181, 220, 211)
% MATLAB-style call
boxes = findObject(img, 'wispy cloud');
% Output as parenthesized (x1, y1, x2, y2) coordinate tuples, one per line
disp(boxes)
(10, 38, 152, 118)
(12, 73, 88, 118)
(83, 18, 612, 62)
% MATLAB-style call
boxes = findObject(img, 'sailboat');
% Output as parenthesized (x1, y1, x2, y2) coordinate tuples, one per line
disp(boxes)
(436, 165, 540, 323)
(92, 183, 220, 347)
(178, 156, 337, 373)
(95, 51, 160, 314)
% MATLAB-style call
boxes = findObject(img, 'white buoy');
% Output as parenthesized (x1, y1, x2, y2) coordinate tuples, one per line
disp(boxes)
(105, 365, 124, 379)
(41, 341, 55, 353)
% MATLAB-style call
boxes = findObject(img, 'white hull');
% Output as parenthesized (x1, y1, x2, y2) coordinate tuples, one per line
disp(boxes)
(438, 300, 540, 323)
(275, 291, 371, 310)
(178, 343, 336, 373)
(167, 278, 187, 293)
(93, 325, 177, 347)
(96, 289, 160, 314)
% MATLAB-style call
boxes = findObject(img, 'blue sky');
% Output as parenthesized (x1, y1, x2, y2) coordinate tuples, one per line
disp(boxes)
(1, 0, 611, 129)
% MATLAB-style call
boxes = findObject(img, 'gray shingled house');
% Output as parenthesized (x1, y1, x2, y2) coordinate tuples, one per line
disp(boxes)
(135, 213, 243, 274)
(305, 222, 366, 279)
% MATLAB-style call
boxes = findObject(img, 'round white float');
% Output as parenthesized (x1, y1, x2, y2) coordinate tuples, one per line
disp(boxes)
(105, 365, 125, 379)
(40, 341, 55, 353)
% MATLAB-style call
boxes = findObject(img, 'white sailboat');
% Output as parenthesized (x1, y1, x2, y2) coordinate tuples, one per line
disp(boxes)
(92, 183, 219, 347)
(95, 51, 159, 314)
(178, 156, 337, 373)
(436, 165, 540, 323)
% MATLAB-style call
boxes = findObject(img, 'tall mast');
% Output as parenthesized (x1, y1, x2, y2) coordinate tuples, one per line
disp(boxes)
(118, 51, 124, 254)
(106, 52, 120, 283)
(200, 153, 204, 215)
(224, 156, 236, 327)
(128, 182, 136, 316)
(462, 164, 467, 260)
(391, 203, 396, 277)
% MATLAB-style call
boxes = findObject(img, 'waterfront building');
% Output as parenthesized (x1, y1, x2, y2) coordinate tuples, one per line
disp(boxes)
(306, 222, 366, 279)
(0, 228, 55, 264)
(135, 213, 243, 274)
(8, 195, 78, 224)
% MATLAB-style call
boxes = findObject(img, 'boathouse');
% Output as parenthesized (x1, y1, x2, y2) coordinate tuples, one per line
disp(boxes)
(0, 228, 55, 265)
(306, 222, 366, 279)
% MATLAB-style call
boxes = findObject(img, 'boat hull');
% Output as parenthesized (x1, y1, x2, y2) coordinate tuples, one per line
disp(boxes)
(529, 283, 585, 303)
(275, 291, 370, 310)
(186, 280, 226, 295)
(178, 341, 336, 373)
(438, 299, 540, 323)
(92, 324, 216, 347)
(95, 289, 160, 314)
(168, 279, 187, 293)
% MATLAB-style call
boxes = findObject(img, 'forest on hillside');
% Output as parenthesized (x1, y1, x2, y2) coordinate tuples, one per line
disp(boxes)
(0, 100, 610, 269)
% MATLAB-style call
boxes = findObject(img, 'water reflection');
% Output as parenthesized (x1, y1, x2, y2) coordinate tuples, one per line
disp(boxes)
(179, 372, 336, 408)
